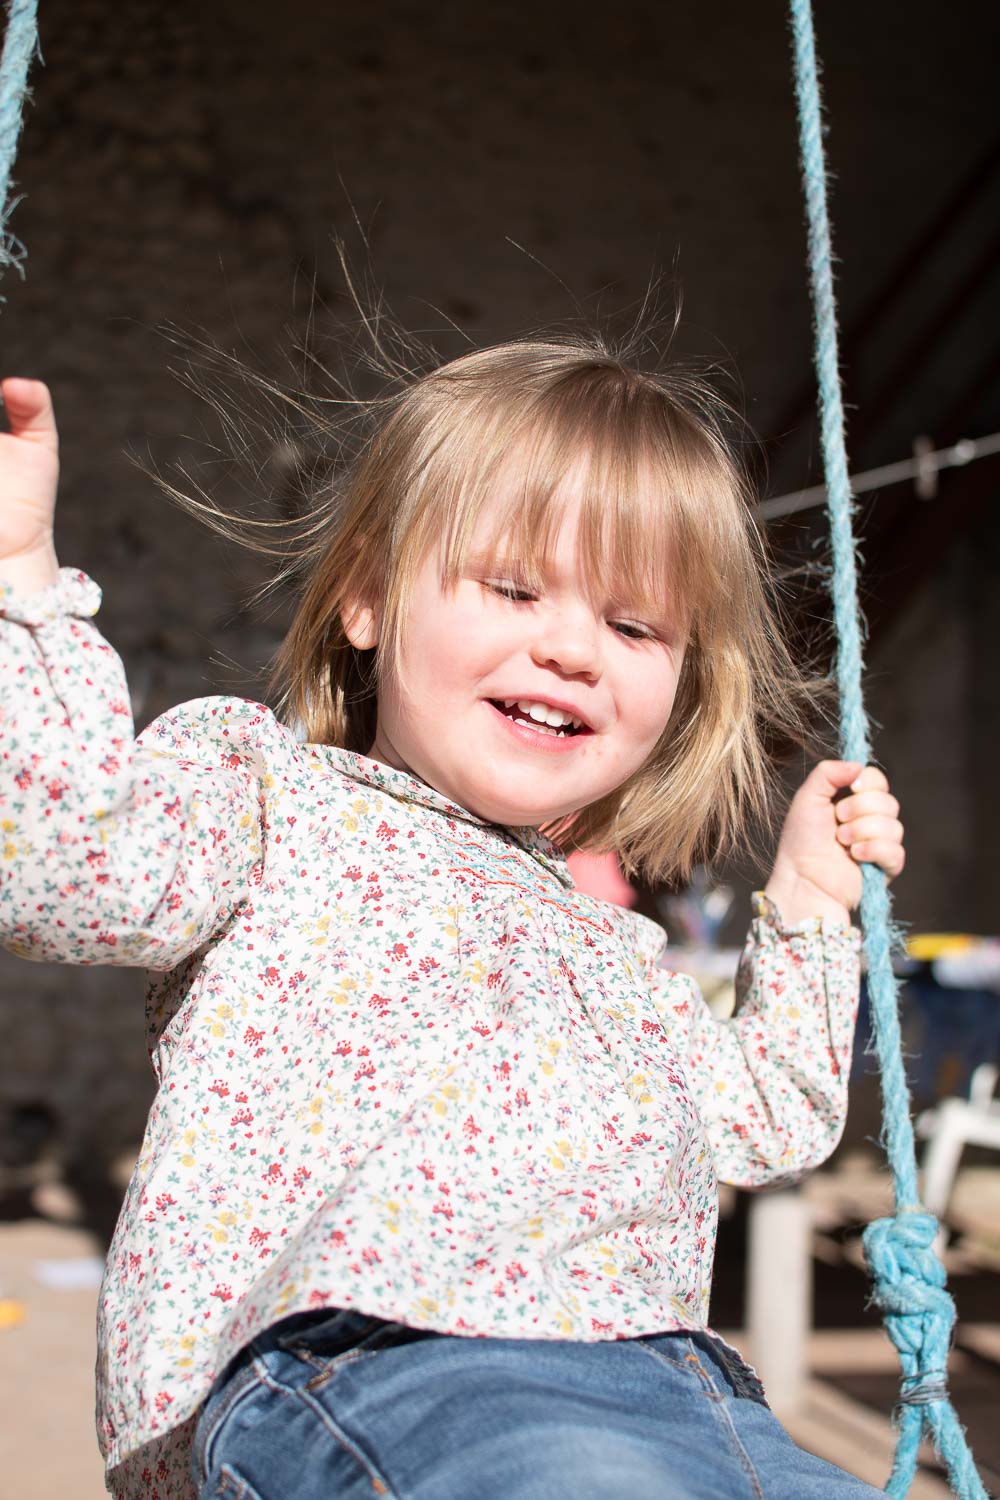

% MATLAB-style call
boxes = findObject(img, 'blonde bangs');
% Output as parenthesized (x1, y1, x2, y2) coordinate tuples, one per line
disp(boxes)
(381, 349, 748, 659)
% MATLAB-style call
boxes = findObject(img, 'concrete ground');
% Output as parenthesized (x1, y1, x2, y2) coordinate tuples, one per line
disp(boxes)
(1, 1164, 998, 1500)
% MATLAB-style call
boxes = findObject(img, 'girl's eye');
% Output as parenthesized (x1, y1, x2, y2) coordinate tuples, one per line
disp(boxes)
(610, 620, 655, 641)
(484, 580, 536, 603)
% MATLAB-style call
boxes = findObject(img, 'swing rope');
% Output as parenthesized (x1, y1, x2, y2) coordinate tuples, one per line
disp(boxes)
(788, 4, 987, 1496)
(0, 0, 37, 281)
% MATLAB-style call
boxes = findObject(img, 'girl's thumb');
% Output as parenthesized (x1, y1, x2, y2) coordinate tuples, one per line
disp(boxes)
(1, 378, 57, 444)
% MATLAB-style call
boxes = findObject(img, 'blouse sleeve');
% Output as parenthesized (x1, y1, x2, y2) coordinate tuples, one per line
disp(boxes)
(647, 894, 861, 1188)
(0, 569, 267, 971)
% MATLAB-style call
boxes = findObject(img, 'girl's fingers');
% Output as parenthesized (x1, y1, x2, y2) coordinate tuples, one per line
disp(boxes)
(0, 378, 57, 446)
(835, 790, 900, 823)
(836, 815, 904, 847)
(849, 764, 889, 794)
(847, 837, 906, 878)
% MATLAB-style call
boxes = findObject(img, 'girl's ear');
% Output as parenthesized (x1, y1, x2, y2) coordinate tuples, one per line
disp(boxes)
(341, 601, 379, 651)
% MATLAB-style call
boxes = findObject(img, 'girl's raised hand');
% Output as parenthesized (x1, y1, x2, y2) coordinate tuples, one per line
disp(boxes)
(0, 377, 60, 592)
(764, 761, 905, 928)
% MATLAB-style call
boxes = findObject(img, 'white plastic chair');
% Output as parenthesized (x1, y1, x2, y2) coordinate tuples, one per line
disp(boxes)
(916, 1062, 1000, 1252)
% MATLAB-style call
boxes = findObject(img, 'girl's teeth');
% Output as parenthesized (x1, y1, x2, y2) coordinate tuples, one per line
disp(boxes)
(504, 698, 581, 729)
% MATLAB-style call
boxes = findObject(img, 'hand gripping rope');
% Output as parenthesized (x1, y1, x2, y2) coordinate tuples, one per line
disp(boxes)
(788, 3, 988, 1495)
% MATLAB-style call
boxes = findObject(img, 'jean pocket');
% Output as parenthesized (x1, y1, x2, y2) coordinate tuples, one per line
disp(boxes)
(692, 1333, 770, 1407)
(273, 1308, 438, 1381)
(204, 1461, 267, 1500)
(273, 1308, 382, 1360)
(194, 1359, 268, 1488)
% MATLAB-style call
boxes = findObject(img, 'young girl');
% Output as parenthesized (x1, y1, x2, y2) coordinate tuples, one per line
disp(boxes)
(0, 345, 905, 1500)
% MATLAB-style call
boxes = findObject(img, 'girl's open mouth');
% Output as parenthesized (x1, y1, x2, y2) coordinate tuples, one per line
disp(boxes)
(487, 698, 589, 738)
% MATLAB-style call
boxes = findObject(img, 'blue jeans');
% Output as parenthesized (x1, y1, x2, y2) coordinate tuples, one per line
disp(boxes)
(193, 1309, 884, 1499)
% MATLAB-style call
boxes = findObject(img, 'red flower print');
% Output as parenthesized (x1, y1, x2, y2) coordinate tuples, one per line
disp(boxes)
(211, 1284, 234, 1302)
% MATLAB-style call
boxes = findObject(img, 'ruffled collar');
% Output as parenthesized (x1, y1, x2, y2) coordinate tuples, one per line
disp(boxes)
(309, 744, 575, 891)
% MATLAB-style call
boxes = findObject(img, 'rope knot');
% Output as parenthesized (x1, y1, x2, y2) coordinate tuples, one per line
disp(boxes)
(862, 1211, 955, 1402)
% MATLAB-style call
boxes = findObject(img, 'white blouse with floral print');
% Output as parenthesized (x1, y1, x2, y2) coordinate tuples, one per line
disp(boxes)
(0, 570, 861, 1500)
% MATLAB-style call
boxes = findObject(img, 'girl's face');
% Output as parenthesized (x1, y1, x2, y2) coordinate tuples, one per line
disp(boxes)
(349, 476, 686, 828)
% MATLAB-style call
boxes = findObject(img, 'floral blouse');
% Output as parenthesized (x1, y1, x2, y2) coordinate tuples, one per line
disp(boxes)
(0, 570, 861, 1500)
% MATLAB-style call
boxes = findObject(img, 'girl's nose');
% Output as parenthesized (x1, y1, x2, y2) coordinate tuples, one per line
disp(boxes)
(529, 610, 601, 679)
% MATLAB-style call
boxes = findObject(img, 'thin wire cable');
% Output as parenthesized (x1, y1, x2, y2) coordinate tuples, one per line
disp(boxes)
(788, 3, 987, 1495)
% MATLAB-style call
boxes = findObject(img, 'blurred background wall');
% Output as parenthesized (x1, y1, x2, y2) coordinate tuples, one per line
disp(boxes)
(1, 0, 999, 1238)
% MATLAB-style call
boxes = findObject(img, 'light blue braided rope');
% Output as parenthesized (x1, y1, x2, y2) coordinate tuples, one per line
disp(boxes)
(788, 4, 988, 1497)
(0, 0, 38, 280)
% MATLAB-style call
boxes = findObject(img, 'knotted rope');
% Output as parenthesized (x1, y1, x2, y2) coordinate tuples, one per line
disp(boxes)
(0, 0, 38, 280)
(788, 3, 987, 1495)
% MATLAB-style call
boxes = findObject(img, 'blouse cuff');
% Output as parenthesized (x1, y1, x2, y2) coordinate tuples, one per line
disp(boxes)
(750, 889, 860, 948)
(0, 567, 102, 626)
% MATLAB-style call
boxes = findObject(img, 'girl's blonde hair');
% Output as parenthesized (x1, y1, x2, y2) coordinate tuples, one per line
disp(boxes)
(163, 331, 818, 886)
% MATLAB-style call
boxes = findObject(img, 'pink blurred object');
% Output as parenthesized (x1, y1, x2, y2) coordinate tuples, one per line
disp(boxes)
(566, 848, 638, 908)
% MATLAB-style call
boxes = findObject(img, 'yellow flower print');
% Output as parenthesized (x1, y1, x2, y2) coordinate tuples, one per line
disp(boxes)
(333, 976, 358, 1007)
(212, 1210, 237, 1244)
(630, 1071, 654, 1104)
(548, 1139, 574, 1171)
(179, 1128, 198, 1168)
(433, 1082, 460, 1117)
(295, 1097, 325, 1135)
(305, 915, 331, 948)
(340, 796, 370, 834)
(599, 1245, 619, 1278)
(541, 1037, 562, 1076)
(177, 1332, 198, 1369)
(208, 1002, 233, 1039)
(273, 1281, 299, 1316)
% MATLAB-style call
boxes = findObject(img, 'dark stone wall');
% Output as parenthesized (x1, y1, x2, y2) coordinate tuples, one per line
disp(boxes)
(1, 0, 998, 1204)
